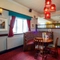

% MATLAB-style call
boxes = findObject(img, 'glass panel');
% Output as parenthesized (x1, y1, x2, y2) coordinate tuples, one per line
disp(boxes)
(23, 19, 28, 32)
(13, 19, 16, 33)
(17, 18, 23, 33)
(13, 17, 28, 34)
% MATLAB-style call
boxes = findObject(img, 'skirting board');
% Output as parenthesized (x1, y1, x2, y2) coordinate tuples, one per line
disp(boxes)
(0, 45, 23, 55)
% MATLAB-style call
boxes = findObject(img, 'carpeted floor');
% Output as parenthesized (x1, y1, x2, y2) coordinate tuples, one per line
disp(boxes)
(0, 47, 60, 60)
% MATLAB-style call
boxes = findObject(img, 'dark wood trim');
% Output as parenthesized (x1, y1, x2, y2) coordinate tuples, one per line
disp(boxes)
(0, 34, 8, 36)
(58, 46, 60, 48)
(37, 28, 60, 29)
(0, 33, 23, 37)
(14, 33, 23, 35)
(0, 45, 23, 55)
(0, 7, 9, 11)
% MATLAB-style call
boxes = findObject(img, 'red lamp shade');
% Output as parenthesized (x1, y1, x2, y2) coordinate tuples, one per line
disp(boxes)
(45, 12, 51, 19)
(44, 7, 49, 13)
(50, 4, 56, 12)
(45, 0, 51, 5)
(44, 0, 56, 19)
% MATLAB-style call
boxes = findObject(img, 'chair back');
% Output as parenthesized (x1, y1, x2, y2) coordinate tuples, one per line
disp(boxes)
(55, 37, 59, 48)
(34, 37, 43, 50)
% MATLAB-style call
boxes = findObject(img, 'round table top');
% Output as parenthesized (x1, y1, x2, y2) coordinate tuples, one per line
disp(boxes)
(35, 37, 53, 43)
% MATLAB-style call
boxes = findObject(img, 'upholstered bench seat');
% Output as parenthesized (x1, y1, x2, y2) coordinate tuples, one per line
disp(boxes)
(27, 40, 34, 45)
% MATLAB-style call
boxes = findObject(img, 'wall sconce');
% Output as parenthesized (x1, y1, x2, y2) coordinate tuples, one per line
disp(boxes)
(0, 8, 3, 15)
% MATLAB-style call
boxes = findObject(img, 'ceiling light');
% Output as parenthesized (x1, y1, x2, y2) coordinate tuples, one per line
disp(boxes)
(45, 0, 51, 5)
(50, 4, 56, 12)
(45, 12, 51, 19)
(44, 7, 49, 13)
(44, 0, 56, 19)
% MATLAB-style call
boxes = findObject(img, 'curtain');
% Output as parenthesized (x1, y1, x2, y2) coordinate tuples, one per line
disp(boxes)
(8, 16, 16, 37)
(27, 20, 31, 31)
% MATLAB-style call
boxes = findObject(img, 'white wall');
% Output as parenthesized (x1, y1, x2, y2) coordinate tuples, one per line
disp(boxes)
(7, 34, 23, 50)
(0, 36, 7, 52)
(31, 17, 37, 31)
(52, 29, 60, 46)
(0, 0, 41, 17)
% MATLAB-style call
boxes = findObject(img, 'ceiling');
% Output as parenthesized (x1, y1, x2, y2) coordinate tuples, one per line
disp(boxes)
(12, 0, 60, 14)
(12, 0, 60, 22)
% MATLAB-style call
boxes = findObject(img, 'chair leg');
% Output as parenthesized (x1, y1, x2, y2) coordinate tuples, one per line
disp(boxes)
(34, 50, 39, 59)
(51, 51, 58, 58)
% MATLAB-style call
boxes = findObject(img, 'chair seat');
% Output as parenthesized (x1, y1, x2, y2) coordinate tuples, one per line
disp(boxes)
(48, 44, 55, 47)
(27, 40, 34, 45)
(49, 47, 56, 51)
(35, 45, 45, 50)
(48, 37, 59, 58)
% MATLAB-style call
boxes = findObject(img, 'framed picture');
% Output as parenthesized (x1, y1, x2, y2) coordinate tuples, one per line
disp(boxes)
(0, 18, 8, 31)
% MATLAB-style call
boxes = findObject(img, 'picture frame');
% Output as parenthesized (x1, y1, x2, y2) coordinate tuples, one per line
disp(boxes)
(0, 18, 8, 31)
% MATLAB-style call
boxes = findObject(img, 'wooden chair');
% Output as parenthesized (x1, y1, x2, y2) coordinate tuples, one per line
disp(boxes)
(49, 37, 59, 58)
(34, 37, 45, 59)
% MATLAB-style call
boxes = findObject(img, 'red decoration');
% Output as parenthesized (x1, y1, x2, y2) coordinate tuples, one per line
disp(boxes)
(45, 12, 51, 19)
(50, 4, 56, 11)
(45, 0, 51, 5)
(44, 7, 49, 13)
(44, 0, 56, 19)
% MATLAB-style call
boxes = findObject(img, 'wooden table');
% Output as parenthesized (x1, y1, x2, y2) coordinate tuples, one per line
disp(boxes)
(34, 37, 53, 60)
(35, 37, 53, 50)
(35, 37, 53, 43)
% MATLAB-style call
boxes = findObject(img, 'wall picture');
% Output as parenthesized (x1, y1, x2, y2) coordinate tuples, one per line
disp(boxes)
(0, 18, 7, 31)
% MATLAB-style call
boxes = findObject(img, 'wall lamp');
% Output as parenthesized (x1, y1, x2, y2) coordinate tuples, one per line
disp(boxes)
(0, 8, 3, 15)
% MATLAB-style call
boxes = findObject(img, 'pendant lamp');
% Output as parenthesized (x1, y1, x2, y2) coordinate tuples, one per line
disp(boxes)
(44, 7, 49, 13)
(44, 0, 56, 19)
(45, 12, 51, 19)
(45, 0, 51, 5)
(50, 4, 56, 12)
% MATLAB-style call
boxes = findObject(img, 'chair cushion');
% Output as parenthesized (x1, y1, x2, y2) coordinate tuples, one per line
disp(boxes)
(35, 45, 45, 50)
(27, 40, 34, 45)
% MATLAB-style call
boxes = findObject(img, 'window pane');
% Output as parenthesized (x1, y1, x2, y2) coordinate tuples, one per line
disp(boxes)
(13, 17, 28, 34)
(17, 18, 23, 33)
(13, 20, 16, 33)
(23, 19, 28, 32)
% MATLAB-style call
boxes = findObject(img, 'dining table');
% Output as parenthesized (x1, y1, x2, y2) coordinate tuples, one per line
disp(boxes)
(34, 37, 53, 60)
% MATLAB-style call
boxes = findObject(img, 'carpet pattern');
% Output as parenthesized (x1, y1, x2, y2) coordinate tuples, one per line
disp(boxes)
(0, 47, 60, 60)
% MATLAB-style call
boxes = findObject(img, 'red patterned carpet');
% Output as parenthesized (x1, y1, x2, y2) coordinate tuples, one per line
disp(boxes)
(0, 47, 60, 60)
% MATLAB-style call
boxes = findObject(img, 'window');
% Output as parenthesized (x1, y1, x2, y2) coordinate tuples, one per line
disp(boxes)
(13, 17, 28, 34)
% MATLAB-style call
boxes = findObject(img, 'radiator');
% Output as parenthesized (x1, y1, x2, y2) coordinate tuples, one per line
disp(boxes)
(7, 35, 23, 49)
(0, 36, 7, 52)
